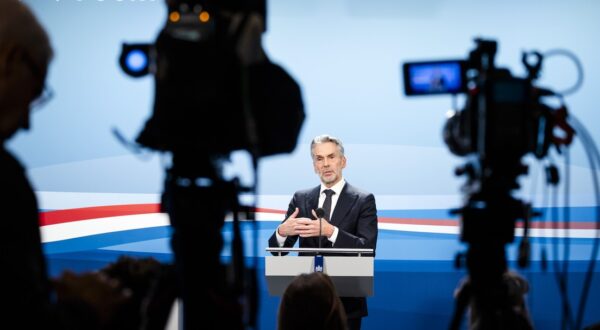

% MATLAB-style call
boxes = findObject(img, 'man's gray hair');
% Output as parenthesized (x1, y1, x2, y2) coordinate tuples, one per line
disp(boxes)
(310, 134, 345, 158)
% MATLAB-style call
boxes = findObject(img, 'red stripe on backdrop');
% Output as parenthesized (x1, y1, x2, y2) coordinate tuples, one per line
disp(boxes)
(378, 217, 458, 226)
(254, 208, 287, 215)
(39, 204, 161, 226)
(38, 205, 286, 226)
(38, 204, 596, 230)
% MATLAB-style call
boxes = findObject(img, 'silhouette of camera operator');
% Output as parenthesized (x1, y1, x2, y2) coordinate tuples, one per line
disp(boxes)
(1, 2, 132, 329)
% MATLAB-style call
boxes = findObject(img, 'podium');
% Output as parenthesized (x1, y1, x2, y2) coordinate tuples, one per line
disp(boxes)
(265, 247, 374, 297)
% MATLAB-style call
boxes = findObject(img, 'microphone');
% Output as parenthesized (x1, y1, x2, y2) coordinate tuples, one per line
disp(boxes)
(315, 208, 325, 219)
(315, 208, 325, 250)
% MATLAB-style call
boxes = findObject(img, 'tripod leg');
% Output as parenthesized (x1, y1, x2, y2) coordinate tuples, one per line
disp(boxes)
(163, 159, 243, 330)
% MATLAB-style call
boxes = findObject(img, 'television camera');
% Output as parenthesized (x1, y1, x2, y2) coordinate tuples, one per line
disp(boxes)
(118, 0, 305, 329)
(403, 38, 575, 329)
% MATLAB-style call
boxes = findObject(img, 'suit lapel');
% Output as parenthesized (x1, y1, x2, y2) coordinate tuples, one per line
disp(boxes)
(306, 186, 320, 217)
(331, 183, 357, 226)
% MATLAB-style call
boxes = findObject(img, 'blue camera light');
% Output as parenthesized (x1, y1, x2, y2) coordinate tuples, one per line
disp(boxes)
(119, 43, 152, 78)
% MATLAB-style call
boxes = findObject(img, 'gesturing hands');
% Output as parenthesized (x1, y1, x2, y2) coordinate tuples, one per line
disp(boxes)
(277, 208, 334, 238)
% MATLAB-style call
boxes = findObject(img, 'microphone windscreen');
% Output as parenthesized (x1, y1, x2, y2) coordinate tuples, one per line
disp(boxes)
(315, 208, 325, 219)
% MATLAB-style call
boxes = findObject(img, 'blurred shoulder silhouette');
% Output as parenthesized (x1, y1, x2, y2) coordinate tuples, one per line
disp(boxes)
(278, 272, 347, 330)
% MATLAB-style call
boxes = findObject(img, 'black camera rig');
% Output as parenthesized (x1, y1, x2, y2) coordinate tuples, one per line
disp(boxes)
(404, 38, 576, 329)
(118, 1, 305, 329)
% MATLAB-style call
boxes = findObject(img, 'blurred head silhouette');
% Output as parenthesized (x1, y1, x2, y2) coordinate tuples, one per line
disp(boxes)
(0, 0, 53, 141)
(278, 272, 347, 330)
(454, 270, 534, 330)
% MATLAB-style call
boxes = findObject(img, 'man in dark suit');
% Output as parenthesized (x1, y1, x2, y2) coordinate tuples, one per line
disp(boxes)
(269, 134, 378, 330)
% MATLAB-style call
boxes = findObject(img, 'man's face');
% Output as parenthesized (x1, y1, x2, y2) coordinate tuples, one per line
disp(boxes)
(312, 141, 346, 187)
(0, 50, 45, 141)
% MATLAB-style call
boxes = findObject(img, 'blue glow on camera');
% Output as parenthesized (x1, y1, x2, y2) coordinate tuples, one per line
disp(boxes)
(125, 49, 148, 73)
(409, 62, 462, 94)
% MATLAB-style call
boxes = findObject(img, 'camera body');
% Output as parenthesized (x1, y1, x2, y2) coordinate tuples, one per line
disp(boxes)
(403, 38, 560, 245)
(120, 0, 305, 158)
(404, 39, 554, 164)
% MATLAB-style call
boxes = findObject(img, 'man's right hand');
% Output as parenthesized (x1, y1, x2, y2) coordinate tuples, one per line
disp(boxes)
(277, 208, 312, 237)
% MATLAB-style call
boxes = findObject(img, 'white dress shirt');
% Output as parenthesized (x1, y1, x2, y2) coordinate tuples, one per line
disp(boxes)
(275, 179, 345, 246)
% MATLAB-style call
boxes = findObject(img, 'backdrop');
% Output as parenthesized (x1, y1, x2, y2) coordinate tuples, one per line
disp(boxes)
(15, 1, 600, 329)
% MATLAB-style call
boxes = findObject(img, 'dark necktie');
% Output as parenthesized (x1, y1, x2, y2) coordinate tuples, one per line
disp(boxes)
(322, 189, 335, 221)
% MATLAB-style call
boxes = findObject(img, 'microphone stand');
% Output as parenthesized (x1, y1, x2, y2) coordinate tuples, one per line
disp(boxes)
(319, 216, 322, 250)
(314, 208, 326, 272)
(315, 207, 326, 250)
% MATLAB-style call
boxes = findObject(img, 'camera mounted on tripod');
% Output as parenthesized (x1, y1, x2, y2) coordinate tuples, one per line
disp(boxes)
(117, 2, 306, 328)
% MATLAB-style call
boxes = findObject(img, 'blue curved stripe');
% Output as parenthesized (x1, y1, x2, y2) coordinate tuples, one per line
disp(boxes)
(42, 221, 600, 262)
(43, 226, 172, 254)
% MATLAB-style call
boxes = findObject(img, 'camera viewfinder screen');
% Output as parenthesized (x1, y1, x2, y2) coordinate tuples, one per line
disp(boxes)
(403, 60, 466, 96)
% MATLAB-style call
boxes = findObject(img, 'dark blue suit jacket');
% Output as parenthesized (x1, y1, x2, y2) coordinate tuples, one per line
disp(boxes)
(268, 182, 378, 318)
